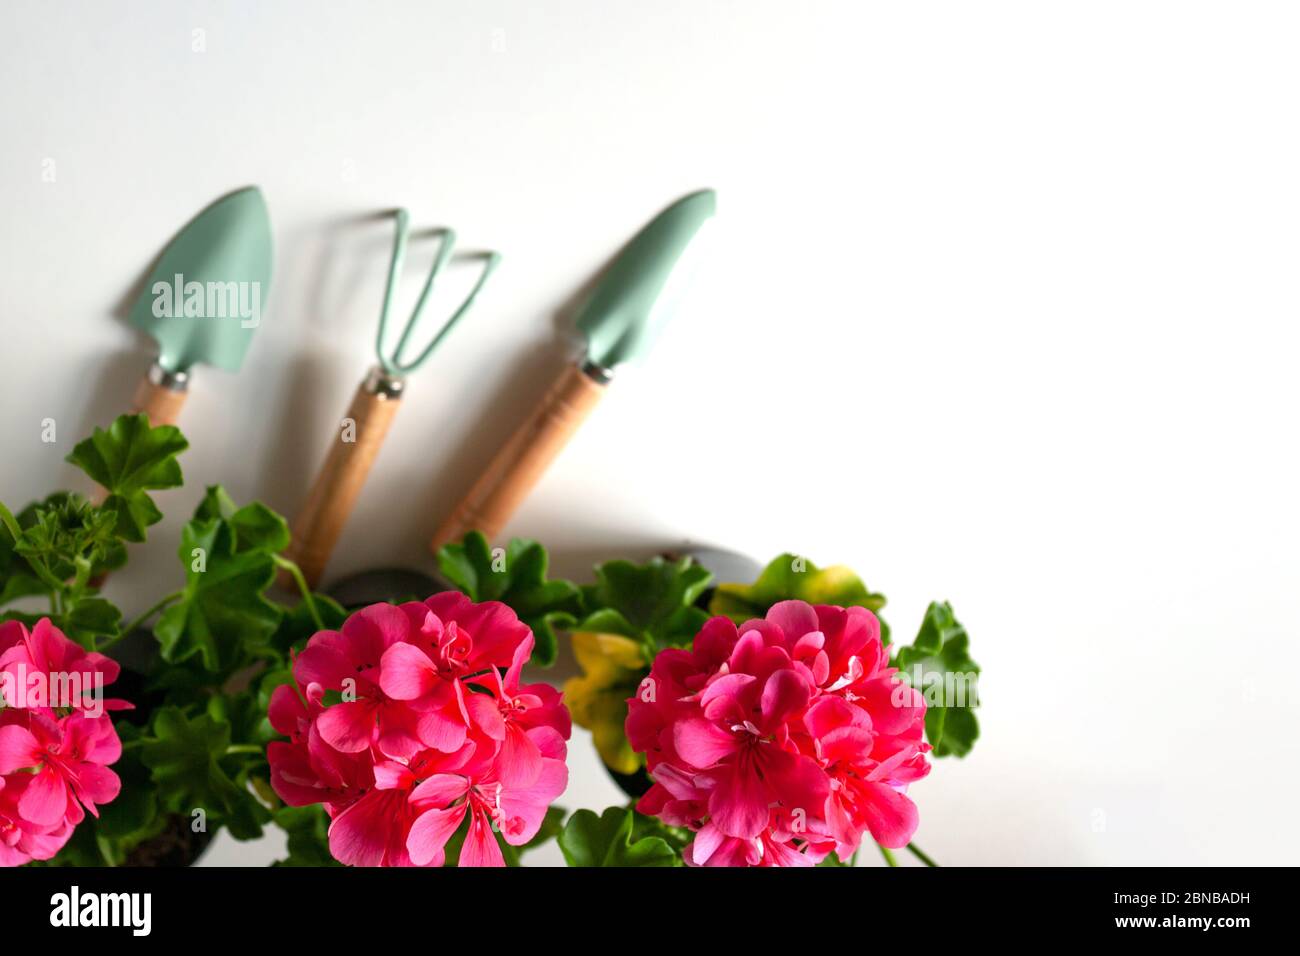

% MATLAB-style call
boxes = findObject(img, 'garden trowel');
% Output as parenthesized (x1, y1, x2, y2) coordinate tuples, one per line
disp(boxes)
(125, 187, 273, 425)
(427, 188, 716, 551)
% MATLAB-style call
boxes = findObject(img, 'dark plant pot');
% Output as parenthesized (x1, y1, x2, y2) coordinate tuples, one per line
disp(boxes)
(122, 816, 214, 867)
(604, 762, 653, 800)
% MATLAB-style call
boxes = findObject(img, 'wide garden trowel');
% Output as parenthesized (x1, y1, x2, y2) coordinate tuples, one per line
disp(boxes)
(124, 186, 273, 425)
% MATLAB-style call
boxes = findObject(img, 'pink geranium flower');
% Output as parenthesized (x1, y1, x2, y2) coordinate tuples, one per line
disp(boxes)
(292, 603, 431, 759)
(0, 712, 121, 827)
(378, 593, 536, 757)
(0, 618, 125, 867)
(267, 595, 570, 867)
(0, 618, 130, 715)
(0, 775, 74, 867)
(627, 600, 930, 866)
(405, 727, 569, 867)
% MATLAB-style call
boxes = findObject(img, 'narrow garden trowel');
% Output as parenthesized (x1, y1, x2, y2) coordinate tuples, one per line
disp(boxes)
(125, 187, 273, 424)
(427, 188, 717, 552)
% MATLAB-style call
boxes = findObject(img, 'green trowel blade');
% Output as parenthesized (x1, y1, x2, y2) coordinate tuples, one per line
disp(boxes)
(575, 189, 716, 371)
(128, 187, 273, 374)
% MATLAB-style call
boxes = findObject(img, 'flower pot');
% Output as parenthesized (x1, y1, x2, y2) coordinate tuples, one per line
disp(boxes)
(603, 762, 653, 800)
(121, 816, 214, 867)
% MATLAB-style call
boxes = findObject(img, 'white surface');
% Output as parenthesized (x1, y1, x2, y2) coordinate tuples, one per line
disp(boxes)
(2, 0, 1298, 866)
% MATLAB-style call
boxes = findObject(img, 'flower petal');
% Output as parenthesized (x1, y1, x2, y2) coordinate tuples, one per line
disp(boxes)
(672, 718, 738, 769)
(315, 700, 376, 753)
(378, 642, 440, 701)
(759, 668, 811, 731)
(858, 782, 919, 848)
(707, 759, 770, 839)
(0, 725, 42, 774)
(18, 766, 67, 827)
(458, 807, 506, 867)
(495, 722, 543, 789)
(406, 805, 465, 867)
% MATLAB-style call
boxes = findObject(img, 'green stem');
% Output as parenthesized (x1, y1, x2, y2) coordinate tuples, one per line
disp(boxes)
(224, 744, 264, 756)
(103, 590, 184, 650)
(273, 555, 323, 631)
(878, 844, 898, 867)
(906, 842, 939, 867)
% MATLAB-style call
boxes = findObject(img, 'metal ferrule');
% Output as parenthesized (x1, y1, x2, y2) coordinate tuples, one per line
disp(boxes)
(364, 366, 406, 399)
(148, 360, 190, 393)
(579, 356, 614, 384)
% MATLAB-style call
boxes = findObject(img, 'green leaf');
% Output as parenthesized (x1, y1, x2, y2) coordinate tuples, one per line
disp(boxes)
(893, 601, 980, 757)
(154, 506, 283, 673)
(583, 557, 711, 635)
(194, 486, 291, 555)
(436, 532, 582, 666)
(558, 807, 679, 867)
(96, 723, 159, 840)
(10, 493, 123, 585)
(563, 631, 649, 774)
(709, 553, 891, 643)
(272, 804, 340, 867)
(0, 506, 46, 603)
(61, 596, 122, 646)
(65, 414, 187, 541)
(140, 706, 271, 840)
(578, 556, 713, 656)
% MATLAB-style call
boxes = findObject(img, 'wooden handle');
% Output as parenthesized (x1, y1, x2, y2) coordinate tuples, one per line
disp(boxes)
(132, 374, 188, 426)
(430, 363, 605, 551)
(286, 380, 402, 588)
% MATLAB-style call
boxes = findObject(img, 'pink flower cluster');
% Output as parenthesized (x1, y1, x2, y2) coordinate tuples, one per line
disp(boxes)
(267, 593, 570, 867)
(0, 619, 127, 866)
(627, 600, 930, 866)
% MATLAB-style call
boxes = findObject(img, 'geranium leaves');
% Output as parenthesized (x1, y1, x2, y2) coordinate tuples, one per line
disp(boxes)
(140, 706, 271, 840)
(893, 601, 980, 758)
(710, 553, 890, 642)
(563, 632, 648, 774)
(436, 531, 582, 666)
(192, 485, 291, 554)
(66, 413, 187, 542)
(558, 807, 681, 867)
(0, 493, 130, 648)
(5, 415, 332, 863)
(272, 805, 339, 867)
(154, 487, 286, 672)
(579, 556, 713, 657)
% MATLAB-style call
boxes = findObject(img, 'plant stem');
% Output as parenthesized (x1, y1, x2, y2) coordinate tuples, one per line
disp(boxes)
(272, 555, 324, 631)
(906, 842, 939, 867)
(878, 844, 898, 867)
(104, 590, 184, 650)
(224, 744, 263, 756)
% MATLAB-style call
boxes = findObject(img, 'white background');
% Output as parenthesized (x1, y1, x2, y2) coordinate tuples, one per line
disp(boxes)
(2, 0, 1297, 866)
